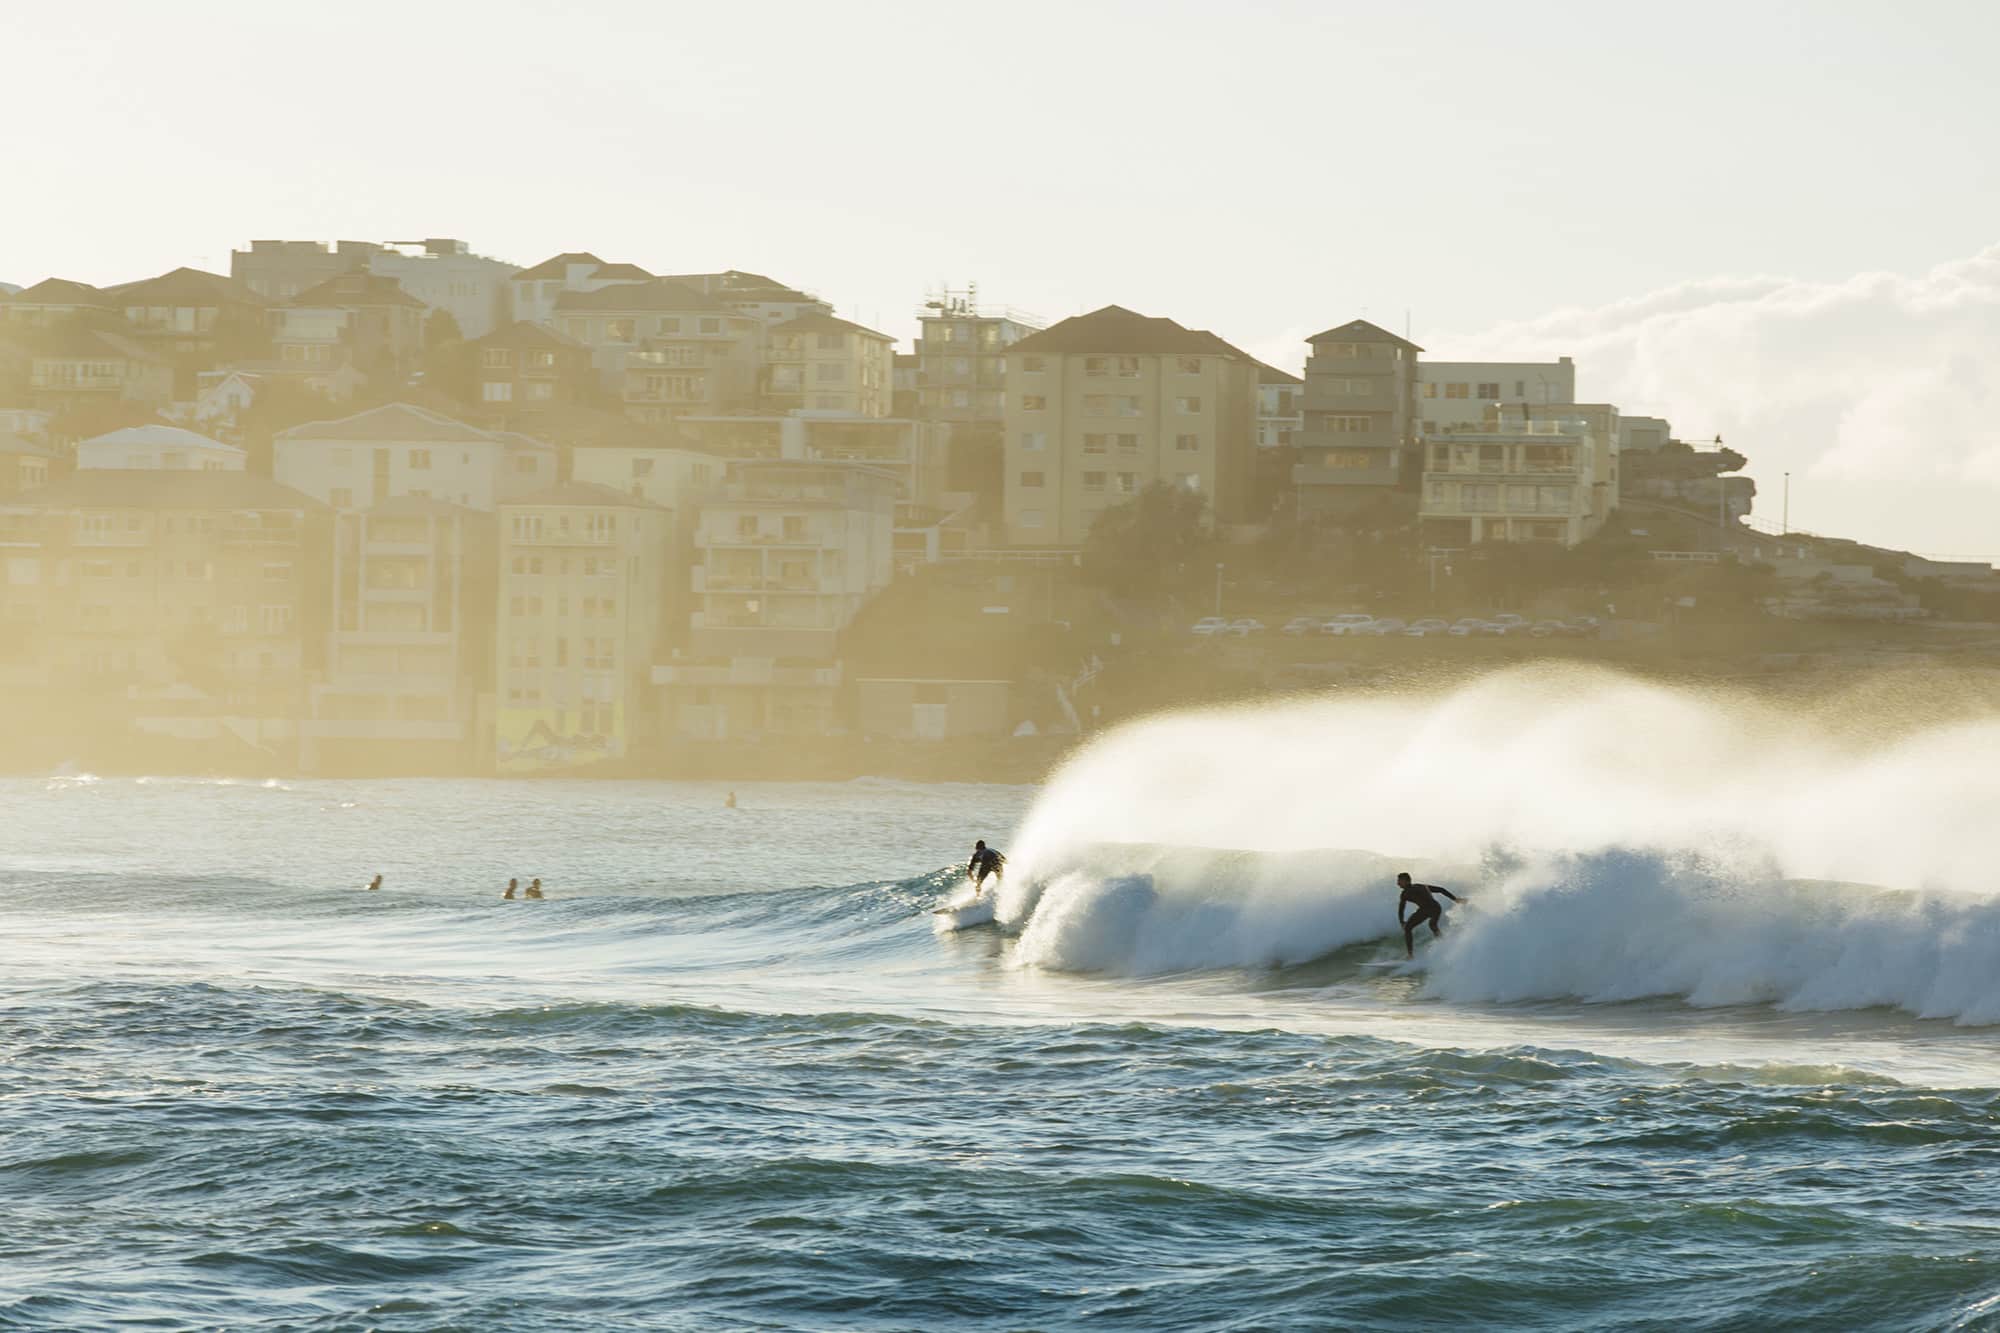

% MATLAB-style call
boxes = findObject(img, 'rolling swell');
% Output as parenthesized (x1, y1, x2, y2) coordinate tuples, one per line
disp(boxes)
(8, 982, 2000, 1331)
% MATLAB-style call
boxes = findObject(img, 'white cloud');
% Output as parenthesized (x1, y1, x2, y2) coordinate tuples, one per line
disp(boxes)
(1423, 244, 2000, 556)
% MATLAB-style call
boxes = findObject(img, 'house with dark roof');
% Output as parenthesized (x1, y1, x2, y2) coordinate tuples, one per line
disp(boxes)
(269, 272, 428, 384)
(0, 278, 114, 327)
(508, 252, 651, 327)
(98, 267, 271, 396)
(1294, 318, 1423, 518)
(274, 403, 554, 512)
(999, 305, 1261, 547)
(26, 325, 174, 414)
(465, 321, 595, 418)
(763, 313, 894, 417)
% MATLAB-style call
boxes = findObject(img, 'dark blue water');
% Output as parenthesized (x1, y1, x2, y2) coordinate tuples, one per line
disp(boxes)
(6, 776, 2000, 1331)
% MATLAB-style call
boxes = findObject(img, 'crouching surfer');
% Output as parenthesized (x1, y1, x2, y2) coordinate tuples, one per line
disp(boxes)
(967, 840, 1005, 896)
(1396, 871, 1462, 958)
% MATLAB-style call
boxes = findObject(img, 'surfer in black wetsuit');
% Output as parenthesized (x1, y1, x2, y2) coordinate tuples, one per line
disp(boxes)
(1396, 872, 1461, 958)
(968, 841, 1005, 893)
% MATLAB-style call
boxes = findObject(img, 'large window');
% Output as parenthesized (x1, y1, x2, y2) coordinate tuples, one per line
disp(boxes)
(1175, 433, 1200, 451)
(1083, 434, 1108, 454)
(1021, 394, 1046, 411)
(1175, 396, 1201, 414)
(1018, 509, 1043, 529)
(1019, 470, 1044, 488)
(1082, 471, 1106, 492)
(1019, 431, 1046, 451)
(1177, 357, 1202, 375)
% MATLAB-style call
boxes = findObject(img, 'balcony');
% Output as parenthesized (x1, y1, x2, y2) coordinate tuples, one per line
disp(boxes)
(1292, 462, 1401, 489)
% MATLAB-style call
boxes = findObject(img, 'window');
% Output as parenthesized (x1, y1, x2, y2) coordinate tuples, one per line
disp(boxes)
(1116, 433, 1138, 452)
(586, 513, 614, 542)
(1327, 450, 1377, 469)
(632, 458, 655, 477)
(483, 382, 513, 402)
(1328, 415, 1371, 433)
(1021, 394, 1046, 411)
(606, 318, 636, 342)
(737, 515, 759, 537)
(698, 318, 721, 334)
(262, 561, 291, 583)
(1019, 431, 1046, 452)
(1477, 382, 1501, 400)
(1082, 471, 1106, 492)
(1019, 470, 1044, 488)
(1444, 383, 1470, 399)
(815, 333, 845, 351)
(513, 454, 539, 474)
(258, 605, 293, 635)
(1115, 472, 1137, 494)
(1462, 484, 1499, 512)
(1175, 433, 1200, 451)
(1513, 380, 1526, 397)
(1115, 356, 1139, 378)
(1021, 356, 1045, 373)
(658, 317, 681, 334)
(331, 487, 353, 509)
(409, 449, 432, 471)
(527, 382, 554, 401)
(1177, 357, 1202, 375)
(1332, 379, 1374, 397)
(1019, 509, 1043, 529)
(1083, 433, 1108, 454)
(511, 514, 543, 541)
(482, 348, 512, 368)
(1422, 383, 1438, 399)
(815, 362, 847, 382)
(1175, 396, 1201, 414)
(529, 350, 556, 370)
(1084, 356, 1108, 376)
(782, 515, 806, 542)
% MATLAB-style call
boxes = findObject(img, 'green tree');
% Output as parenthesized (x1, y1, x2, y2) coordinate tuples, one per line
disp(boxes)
(1081, 482, 1213, 604)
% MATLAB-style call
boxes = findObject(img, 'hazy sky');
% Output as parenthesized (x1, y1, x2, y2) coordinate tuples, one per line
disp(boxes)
(5, 0, 1997, 555)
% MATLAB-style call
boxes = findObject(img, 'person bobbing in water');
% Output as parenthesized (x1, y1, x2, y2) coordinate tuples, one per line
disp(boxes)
(967, 840, 1005, 895)
(1396, 872, 1462, 958)
(366, 874, 383, 892)
(502, 878, 518, 900)
(524, 878, 545, 900)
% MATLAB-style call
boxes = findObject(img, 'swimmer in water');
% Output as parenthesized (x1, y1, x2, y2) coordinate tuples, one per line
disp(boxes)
(366, 874, 383, 891)
(503, 878, 517, 900)
(524, 878, 545, 900)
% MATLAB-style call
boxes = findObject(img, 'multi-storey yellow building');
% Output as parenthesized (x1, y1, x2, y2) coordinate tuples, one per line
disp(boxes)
(762, 314, 894, 416)
(1000, 305, 1260, 547)
(493, 481, 675, 771)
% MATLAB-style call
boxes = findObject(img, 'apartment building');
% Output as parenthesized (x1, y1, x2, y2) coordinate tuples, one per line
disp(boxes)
(27, 326, 174, 414)
(914, 291, 1041, 428)
(233, 238, 518, 338)
(551, 280, 760, 408)
(77, 425, 245, 471)
(466, 321, 595, 416)
(657, 271, 833, 336)
(571, 442, 721, 512)
(14, 470, 327, 720)
(103, 268, 269, 396)
(1000, 305, 1260, 547)
(302, 497, 495, 774)
(762, 314, 894, 416)
(508, 253, 652, 326)
(1418, 415, 1606, 547)
(1257, 364, 1303, 447)
(1294, 318, 1422, 519)
(269, 273, 427, 385)
(656, 460, 896, 740)
(275, 403, 555, 512)
(0, 434, 65, 500)
(1417, 358, 1575, 431)
(675, 413, 947, 507)
(493, 482, 675, 771)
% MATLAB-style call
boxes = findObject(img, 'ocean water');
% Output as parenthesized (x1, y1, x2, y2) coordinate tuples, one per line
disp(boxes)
(8, 675, 2000, 1331)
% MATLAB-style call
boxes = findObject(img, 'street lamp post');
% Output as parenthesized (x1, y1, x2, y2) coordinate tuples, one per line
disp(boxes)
(1783, 471, 1790, 537)
(1214, 562, 1224, 618)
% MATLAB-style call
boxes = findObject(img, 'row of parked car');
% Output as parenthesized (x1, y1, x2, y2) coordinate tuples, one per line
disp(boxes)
(1190, 613, 1601, 639)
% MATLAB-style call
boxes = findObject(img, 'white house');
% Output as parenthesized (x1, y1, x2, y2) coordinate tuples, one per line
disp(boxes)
(76, 424, 246, 471)
(274, 402, 555, 512)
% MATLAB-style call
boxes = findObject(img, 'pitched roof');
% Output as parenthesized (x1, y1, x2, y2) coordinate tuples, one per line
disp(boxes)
(289, 273, 425, 308)
(80, 424, 243, 454)
(656, 270, 786, 293)
(1304, 318, 1423, 351)
(277, 402, 497, 444)
(1009, 305, 1256, 359)
(23, 469, 321, 511)
(502, 479, 666, 510)
(512, 252, 604, 281)
(4, 278, 111, 306)
(588, 262, 654, 281)
(490, 430, 558, 455)
(1255, 360, 1303, 385)
(553, 279, 724, 313)
(104, 267, 265, 308)
(769, 312, 892, 341)
(469, 320, 586, 350)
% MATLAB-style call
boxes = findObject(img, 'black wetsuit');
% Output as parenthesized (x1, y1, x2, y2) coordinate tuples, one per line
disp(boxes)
(1398, 881, 1458, 951)
(969, 848, 1004, 889)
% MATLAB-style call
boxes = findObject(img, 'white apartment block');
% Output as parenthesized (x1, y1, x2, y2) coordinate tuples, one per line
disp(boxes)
(1418, 358, 1576, 430)
(494, 482, 675, 771)
(1419, 415, 1606, 547)
(275, 403, 554, 512)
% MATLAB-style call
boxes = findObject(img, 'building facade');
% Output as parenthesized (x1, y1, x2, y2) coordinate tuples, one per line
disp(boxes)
(77, 425, 245, 471)
(1256, 363, 1303, 447)
(1416, 358, 1576, 431)
(275, 403, 555, 512)
(493, 482, 675, 771)
(233, 238, 518, 338)
(270, 273, 427, 386)
(1000, 305, 1260, 547)
(1294, 319, 1422, 519)
(762, 314, 894, 416)
(1418, 416, 1606, 547)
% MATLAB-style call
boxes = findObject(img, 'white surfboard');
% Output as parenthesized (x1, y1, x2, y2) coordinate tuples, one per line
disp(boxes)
(932, 887, 997, 930)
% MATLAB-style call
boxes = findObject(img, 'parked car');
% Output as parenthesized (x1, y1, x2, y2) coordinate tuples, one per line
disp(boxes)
(1529, 619, 1570, 638)
(1447, 618, 1490, 637)
(1483, 613, 1530, 635)
(1362, 617, 1407, 636)
(1320, 613, 1377, 635)
(1282, 615, 1324, 636)
(1190, 616, 1229, 636)
(1227, 618, 1267, 636)
(1404, 618, 1451, 637)
(1565, 615, 1602, 635)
